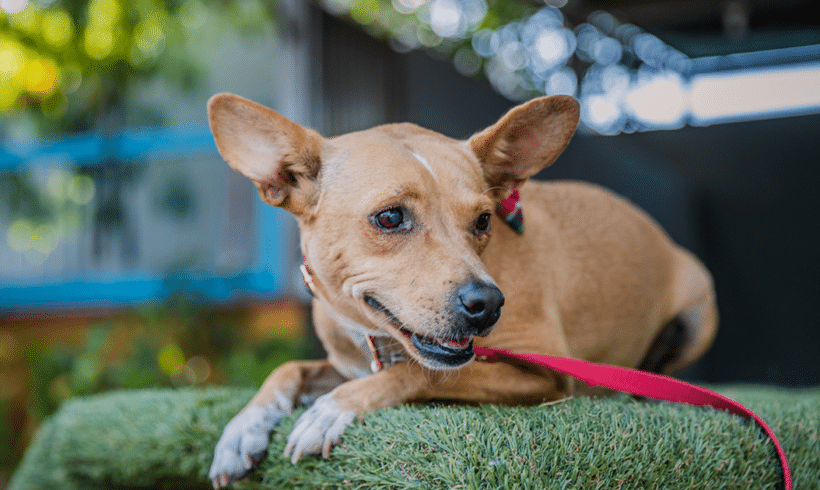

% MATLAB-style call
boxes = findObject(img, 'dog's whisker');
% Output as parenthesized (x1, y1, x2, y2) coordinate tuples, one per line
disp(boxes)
(480, 185, 508, 199)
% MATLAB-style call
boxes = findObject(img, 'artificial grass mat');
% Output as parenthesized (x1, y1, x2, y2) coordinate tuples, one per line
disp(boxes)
(8, 385, 820, 490)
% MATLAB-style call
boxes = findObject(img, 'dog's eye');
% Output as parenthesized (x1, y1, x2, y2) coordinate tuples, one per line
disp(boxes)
(375, 208, 405, 229)
(474, 212, 491, 234)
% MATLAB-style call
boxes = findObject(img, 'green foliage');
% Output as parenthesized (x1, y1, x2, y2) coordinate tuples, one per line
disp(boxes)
(0, 400, 15, 468)
(8, 386, 820, 490)
(24, 295, 310, 422)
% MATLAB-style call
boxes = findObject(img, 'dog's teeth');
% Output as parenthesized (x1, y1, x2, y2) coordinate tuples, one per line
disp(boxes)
(441, 337, 470, 349)
(412, 333, 471, 350)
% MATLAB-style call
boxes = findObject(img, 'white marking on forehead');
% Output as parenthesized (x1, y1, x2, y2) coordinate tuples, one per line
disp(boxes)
(359, 188, 386, 207)
(410, 150, 438, 181)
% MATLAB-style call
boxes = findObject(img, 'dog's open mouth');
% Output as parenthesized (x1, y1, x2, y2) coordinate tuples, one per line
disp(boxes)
(364, 295, 474, 367)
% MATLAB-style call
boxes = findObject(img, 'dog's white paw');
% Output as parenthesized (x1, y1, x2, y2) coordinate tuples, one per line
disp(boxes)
(283, 392, 356, 464)
(209, 402, 286, 489)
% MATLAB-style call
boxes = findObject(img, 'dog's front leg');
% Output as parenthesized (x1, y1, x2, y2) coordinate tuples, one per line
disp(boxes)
(282, 365, 423, 464)
(210, 359, 347, 488)
(283, 359, 569, 463)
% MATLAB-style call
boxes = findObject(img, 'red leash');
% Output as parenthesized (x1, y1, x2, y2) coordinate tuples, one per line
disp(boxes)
(474, 347, 792, 489)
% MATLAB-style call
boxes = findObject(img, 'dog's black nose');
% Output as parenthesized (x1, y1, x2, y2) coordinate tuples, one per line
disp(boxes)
(456, 281, 505, 335)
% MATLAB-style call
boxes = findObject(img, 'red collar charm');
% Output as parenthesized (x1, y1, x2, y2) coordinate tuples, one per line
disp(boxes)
(496, 189, 524, 234)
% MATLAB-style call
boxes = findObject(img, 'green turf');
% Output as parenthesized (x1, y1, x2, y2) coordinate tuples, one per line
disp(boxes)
(8, 385, 820, 490)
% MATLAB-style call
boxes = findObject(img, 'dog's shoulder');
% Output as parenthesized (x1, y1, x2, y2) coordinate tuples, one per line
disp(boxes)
(522, 180, 647, 218)
(523, 179, 619, 199)
(519, 180, 671, 251)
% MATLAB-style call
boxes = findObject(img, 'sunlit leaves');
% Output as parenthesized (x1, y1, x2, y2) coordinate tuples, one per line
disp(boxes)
(350, 0, 380, 25)
(131, 13, 166, 65)
(1, 0, 273, 129)
(41, 8, 73, 49)
(24, 58, 58, 95)
(0, 37, 26, 109)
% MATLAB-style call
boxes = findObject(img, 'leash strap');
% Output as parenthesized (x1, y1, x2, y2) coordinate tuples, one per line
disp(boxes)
(473, 346, 792, 489)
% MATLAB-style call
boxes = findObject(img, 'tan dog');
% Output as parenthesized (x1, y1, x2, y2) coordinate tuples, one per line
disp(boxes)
(206, 93, 718, 488)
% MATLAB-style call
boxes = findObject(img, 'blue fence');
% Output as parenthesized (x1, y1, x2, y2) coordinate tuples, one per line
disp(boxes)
(0, 124, 289, 311)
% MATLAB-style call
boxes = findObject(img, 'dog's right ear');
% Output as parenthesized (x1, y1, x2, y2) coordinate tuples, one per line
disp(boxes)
(208, 93, 323, 215)
(470, 95, 579, 198)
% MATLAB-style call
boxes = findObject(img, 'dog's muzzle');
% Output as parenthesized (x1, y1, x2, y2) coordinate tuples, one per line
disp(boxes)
(364, 287, 502, 369)
(408, 280, 503, 368)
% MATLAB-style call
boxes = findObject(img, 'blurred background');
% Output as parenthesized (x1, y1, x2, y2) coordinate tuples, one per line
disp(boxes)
(1, 0, 818, 484)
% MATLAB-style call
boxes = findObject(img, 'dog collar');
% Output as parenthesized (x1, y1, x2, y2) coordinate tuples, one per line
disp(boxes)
(365, 335, 408, 373)
(496, 189, 524, 234)
(299, 261, 317, 296)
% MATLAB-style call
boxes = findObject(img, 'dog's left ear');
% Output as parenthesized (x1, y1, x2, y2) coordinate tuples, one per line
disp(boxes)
(469, 95, 579, 197)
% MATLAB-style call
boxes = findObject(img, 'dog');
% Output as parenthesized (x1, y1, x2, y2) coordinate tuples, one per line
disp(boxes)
(206, 93, 718, 488)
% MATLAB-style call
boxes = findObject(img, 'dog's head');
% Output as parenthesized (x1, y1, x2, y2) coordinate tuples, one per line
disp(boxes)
(208, 94, 579, 369)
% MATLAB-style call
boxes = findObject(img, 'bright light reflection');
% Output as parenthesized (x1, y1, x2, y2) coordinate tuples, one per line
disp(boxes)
(373, 1, 820, 133)
(499, 41, 526, 70)
(471, 29, 498, 57)
(393, 0, 426, 14)
(533, 29, 568, 70)
(546, 68, 577, 95)
(42, 10, 75, 49)
(0, 40, 26, 79)
(0, 0, 28, 14)
(582, 94, 621, 134)
(690, 62, 820, 125)
(460, 0, 487, 28)
(429, 0, 462, 38)
(625, 72, 687, 128)
(25, 59, 59, 96)
(592, 37, 621, 65)
(632, 33, 666, 67)
(600, 64, 630, 93)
